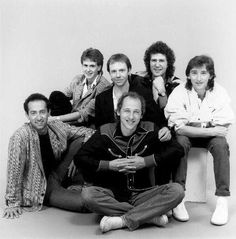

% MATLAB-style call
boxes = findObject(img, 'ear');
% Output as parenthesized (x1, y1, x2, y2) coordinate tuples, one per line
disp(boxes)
(117, 110, 120, 116)
(25, 112, 30, 121)
(98, 65, 102, 72)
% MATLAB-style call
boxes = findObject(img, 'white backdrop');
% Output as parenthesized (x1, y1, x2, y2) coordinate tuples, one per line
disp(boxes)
(0, 0, 236, 206)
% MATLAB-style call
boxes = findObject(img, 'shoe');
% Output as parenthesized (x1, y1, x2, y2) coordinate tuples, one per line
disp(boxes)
(150, 215, 168, 227)
(100, 216, 125, 233)
(173, 201, 189, 222)
(211, 197, 228, 226)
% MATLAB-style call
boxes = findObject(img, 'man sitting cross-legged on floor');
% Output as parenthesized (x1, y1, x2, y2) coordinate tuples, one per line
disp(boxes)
(74, 91, 185, 233)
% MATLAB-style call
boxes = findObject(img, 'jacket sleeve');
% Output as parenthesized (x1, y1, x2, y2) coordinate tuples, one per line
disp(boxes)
(73, 130, 105, 183)
(5, 132, 26, 208)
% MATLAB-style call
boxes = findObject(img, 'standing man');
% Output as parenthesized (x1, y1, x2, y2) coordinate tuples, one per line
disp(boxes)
(75, 92, 184, 233)
(165, 55, 234, 225)
(3, 93, 94, 219)
(49, 47, 111, 127)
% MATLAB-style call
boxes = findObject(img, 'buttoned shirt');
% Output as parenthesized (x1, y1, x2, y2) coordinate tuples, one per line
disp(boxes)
(164, 82, 234, 131)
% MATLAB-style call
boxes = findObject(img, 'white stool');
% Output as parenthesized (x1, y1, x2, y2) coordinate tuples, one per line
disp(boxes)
(185, 148, 208, 203)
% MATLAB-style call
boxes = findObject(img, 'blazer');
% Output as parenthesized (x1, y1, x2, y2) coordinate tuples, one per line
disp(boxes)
(64, 74, 111, 122)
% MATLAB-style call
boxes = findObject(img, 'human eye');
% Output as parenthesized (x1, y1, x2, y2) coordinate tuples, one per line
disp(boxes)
(190, 70, 197, 75)
(123, 108, 130, 113)
(134, 110, 141, 115)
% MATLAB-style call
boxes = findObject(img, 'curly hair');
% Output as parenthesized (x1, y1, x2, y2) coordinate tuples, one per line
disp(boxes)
(185, 55, 215, 91)
(144, 41, 176, 79)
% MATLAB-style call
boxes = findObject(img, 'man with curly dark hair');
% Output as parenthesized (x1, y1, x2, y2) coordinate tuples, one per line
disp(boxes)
(141, 41, 182, 109)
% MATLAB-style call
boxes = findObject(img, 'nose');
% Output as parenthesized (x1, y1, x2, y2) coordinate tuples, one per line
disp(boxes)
(116, 71, 121, 78)
(128, 112, 134, 119)
(35, 113, 43, 120)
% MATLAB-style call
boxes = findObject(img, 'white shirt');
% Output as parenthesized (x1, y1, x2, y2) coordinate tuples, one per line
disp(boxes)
(81, 75, 99, 99)
(164, 82, 234, 131)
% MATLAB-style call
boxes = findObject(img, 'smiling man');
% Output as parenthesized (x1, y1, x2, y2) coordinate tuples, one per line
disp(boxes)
(74, 91, 184, 233)
(3, 93, 94, 219)
(49, 47, 110, 127)
(165, 55, 234, 225)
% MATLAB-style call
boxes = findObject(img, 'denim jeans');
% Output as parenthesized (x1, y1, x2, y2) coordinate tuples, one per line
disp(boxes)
(44, 137, 89, 212)
(174, 136, 230, 196)
(81, 183, 184, 230)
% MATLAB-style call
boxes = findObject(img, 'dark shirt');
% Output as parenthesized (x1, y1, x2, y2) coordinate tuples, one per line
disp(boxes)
(95, 74, 166, 128)
(39, 133, 59, 179)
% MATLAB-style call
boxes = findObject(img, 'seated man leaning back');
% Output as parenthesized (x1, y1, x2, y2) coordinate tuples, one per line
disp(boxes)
(3, 93, 95, 219)
(74, 91, 185, 233)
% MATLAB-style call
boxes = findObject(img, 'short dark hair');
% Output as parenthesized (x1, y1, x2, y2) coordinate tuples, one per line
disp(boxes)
(24, 93, 50, 114)
(80, 48, 104, 74)
(185, 55, 215, 91)
(144, 41, 175, 79)
(107, 53, 132, 72)
(117, 91, 146, 117)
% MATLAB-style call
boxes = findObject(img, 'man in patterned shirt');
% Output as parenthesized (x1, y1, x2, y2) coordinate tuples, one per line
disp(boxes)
(3, 93, 94, 219)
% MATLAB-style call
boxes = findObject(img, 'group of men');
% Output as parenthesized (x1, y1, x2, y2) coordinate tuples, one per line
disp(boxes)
(3, 41, 234, 233)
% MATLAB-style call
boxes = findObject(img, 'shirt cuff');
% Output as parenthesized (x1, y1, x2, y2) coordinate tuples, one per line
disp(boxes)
(97, 160, 110, 171)
(144, 155, 157, 167)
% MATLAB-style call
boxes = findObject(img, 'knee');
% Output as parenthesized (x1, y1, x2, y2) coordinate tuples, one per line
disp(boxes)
(176, 135, 191, 154)
(169, 183, 185, 202)
(209, 137, 229, 152)
(81, 186, 99, 207)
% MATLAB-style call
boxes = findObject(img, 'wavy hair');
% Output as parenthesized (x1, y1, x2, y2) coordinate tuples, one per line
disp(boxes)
(144, 41, 175, 79)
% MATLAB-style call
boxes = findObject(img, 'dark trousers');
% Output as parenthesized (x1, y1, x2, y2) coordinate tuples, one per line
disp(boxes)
(82, 183, 184, 230)
(174, 135, 230, 196)
(154, 138, 183, 185)
(44, 137, 89, 212)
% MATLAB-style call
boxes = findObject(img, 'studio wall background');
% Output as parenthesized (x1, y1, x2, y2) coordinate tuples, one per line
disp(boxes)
(0, 0, 235, 205)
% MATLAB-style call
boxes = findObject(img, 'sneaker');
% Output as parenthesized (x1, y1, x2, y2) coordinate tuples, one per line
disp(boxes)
(100, 216, 125, 233)
(173, 201, 189, 222)
(150, 215, 168, 227)
(211, 197, 228, 226)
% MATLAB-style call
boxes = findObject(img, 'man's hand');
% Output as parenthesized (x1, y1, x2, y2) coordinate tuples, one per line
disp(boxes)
(67, 160, 77, 178)
(158, 127, 172, 142)
(153, 76, 166, 96)
(109, 158, 131, 172)
(211, 126, 228, 137)
(3, 207, 22, 219)
(126, 155, 145, 171)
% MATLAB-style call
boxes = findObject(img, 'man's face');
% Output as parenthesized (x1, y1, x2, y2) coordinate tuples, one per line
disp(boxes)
(117, 96, 142, 136)
(82, 59, 101, 82)
(150, 53, 168, 78)
(109, 61, 130, 87)
(188, 65, 211, 93)
(26, 100, 49, 135)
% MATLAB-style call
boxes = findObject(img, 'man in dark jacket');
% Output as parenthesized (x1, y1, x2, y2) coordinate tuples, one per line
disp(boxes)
(74, 92, 184, 233)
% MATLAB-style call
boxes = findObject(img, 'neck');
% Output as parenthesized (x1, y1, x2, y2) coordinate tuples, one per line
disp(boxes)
(121, 125, 136, 137)
(195, 89, 206, 100)
(113, 81, 130, 96)
(37, 127, 48, 135)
